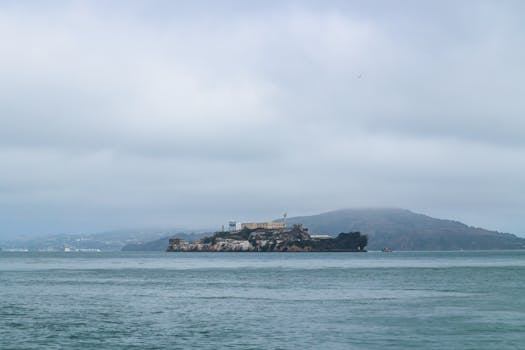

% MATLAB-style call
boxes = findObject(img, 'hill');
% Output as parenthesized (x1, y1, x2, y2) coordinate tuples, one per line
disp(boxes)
(122, 233, 207, 251)
(0, 229, 201, 252)
(280, 208, 525, 251)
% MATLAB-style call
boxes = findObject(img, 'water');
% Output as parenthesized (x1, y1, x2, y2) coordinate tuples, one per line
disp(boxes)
(1, 251, 524, 349)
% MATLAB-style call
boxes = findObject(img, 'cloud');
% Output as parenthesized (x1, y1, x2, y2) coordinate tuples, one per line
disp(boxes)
(1, 0, 524, 238)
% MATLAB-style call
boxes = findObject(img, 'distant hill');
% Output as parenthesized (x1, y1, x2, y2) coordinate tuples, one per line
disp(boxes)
(9, 209, 521, 252)
(121, 233, 207, 251)
(0, 229, 201, 252)
(280, 208, 525, 251)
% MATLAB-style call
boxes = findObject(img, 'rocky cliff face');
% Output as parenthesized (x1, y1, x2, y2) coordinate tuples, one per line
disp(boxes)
(167, 225, 367, 252)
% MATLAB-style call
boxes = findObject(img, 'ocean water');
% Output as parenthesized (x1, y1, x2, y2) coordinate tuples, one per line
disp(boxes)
(1, 251, 524, 349)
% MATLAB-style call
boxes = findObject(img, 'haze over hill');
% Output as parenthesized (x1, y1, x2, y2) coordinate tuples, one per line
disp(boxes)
(282, 208, 525, 251)
(0, 229, 203, 252)
(121, 233, 208, 252)
(118, 208, 525, 252)
(2, 208, 523, 252)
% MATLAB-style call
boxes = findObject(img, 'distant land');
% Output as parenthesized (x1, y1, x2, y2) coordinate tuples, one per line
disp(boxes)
(2, 208, 524, 252)
(281, 208, 525, 251)
(127, 208, 525, 251)
(122, 233, 208, 252)
(0, 229, 205, 252)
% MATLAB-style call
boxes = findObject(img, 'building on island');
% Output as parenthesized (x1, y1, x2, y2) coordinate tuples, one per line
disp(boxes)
(169, 238, 185, 247)
(228, 221, 242, 232)
(241, 222, 286, 230)
(310, 234, 332, 239)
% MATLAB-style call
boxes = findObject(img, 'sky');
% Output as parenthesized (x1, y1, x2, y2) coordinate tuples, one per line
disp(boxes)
(1, 0, 524, 239)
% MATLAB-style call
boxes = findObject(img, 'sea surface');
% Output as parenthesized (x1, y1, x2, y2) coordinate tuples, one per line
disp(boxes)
(1, 251, 524, 349)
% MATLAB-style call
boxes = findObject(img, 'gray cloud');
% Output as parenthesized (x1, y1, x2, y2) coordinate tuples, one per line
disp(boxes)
(1, 0, 524, 238)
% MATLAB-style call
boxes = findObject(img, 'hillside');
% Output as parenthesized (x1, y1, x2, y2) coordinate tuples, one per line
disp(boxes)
(281, 208, 525, 251)
(0, 229, 200, 252)
(122, 233, 207, 251)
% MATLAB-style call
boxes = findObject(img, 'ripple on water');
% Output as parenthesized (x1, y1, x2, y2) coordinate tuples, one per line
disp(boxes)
(1, 251, 524, 350)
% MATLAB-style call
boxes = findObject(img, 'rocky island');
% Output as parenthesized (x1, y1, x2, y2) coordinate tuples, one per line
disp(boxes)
(167, 222, 367, 252)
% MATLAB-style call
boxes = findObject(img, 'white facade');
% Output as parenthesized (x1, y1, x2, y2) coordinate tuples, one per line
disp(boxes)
(228, 220, 241, 232)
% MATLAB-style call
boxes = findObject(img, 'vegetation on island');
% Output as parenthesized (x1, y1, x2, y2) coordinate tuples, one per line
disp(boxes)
(168, 224, 368, 252)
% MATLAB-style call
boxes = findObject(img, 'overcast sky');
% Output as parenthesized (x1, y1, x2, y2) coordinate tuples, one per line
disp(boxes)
(1, 0, 524, 239)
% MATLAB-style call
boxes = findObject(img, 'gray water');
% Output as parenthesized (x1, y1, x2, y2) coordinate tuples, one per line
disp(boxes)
(1, 251, 524, 349)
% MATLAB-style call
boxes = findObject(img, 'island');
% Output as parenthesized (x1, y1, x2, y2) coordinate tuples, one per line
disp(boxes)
(167, 222, 367, 252)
